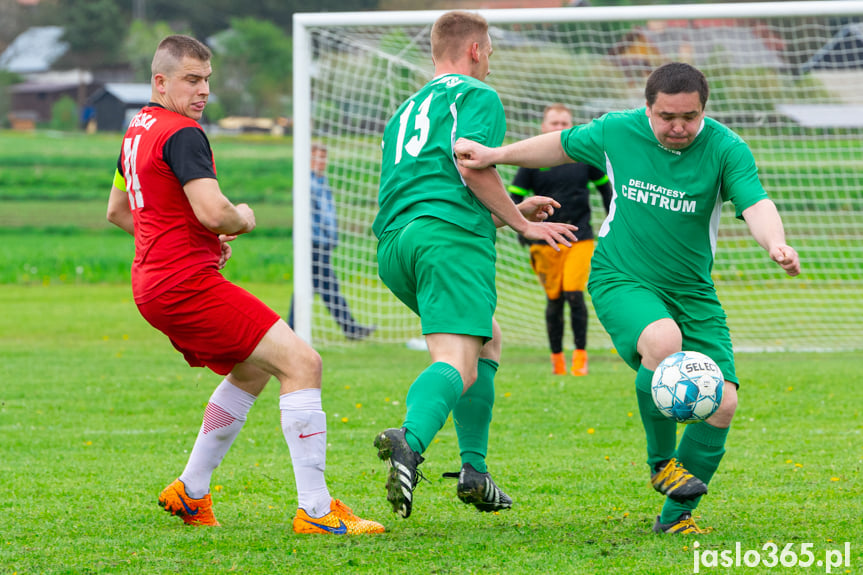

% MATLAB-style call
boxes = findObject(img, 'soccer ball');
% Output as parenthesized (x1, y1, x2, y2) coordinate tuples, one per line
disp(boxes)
(651, 351, 724, 423)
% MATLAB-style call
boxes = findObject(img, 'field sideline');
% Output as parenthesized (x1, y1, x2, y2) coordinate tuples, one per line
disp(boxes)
(1, 283, 860, 574)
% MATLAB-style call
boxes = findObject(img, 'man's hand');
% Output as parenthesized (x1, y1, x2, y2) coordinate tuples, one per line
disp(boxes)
(454, 138, 495, 169)
(518, 195, 559, 222)
(235, 203, 256, 234)
(514, 195, 577, 249)
(217, 234, 237, 269)
(521, 221, 578, 251)
(770, 244, 800, 277)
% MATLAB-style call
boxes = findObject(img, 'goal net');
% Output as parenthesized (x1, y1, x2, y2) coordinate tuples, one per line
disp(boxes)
(293, 1, 863, 353)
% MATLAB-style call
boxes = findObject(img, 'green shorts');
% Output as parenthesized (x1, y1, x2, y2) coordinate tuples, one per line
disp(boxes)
(588, 270, 738, 384)
(377, 216, 496, 341)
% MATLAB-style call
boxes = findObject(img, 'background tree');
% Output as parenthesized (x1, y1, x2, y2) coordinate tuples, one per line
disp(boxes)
(124, 19, 178, 82)
(0, 70, 21, 128)
(210, 17, 292, 118)
(57, 0, 126, 68)
(143, 0, 375, 38)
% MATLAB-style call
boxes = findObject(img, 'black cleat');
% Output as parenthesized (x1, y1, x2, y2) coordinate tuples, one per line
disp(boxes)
(443, 463, 513, 513)
(653, 512, 712, 534)
(650, 458, 708, 502)
(374, 428, 424, 518)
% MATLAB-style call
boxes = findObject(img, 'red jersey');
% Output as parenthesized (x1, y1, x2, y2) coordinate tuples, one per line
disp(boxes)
(118, 105, 220, 303)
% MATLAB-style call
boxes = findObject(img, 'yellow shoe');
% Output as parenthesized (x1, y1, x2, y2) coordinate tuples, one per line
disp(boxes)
(650, 458, 708, 502)
(158, 479, 220, 526)
(292, 499, 385, 534)
(571, 349, 589, 376)
(551, 352, 566, 375)
(653, 512, 713, 534)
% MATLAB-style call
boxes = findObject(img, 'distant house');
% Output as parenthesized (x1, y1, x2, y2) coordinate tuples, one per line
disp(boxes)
(86, 83, 152, 132)
(0, 26, 68, 74)
(9, 80, 95, 124)
(1, 27, 89, 127)
(800, 22, 863, 73)
(795, 22, 863, 113)
(608, 22, 785, 80)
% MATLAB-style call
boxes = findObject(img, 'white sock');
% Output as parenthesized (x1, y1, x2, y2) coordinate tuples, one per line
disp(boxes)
(280, 388, 331, 517)
(179, 379, 256, 499)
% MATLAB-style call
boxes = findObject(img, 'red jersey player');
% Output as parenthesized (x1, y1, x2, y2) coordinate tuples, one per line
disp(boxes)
(106, 34, 382, 534)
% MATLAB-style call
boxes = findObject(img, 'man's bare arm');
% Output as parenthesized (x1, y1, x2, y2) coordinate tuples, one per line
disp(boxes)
(184, 178, 255, 235)
(455, 132, 571, 170)
(106, 185, 134, 235)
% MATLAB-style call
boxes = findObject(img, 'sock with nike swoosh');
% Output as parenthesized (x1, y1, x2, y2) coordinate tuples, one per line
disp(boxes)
(280, 388, 332, 518)
(180, 379, 255, 499)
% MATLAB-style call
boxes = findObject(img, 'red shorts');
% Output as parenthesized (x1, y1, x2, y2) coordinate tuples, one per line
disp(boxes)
(137, 271, 281, 375)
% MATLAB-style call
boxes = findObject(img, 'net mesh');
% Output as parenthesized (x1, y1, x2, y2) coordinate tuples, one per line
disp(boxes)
(298, 6, 863, 352)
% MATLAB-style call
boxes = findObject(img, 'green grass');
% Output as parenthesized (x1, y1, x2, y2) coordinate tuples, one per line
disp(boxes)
(0, 200, 292, 232)
(0, 130, 294, 204)
(0, 230, 293, 285)
(0, 130, 860, 571)
(1, 283, 861, 574)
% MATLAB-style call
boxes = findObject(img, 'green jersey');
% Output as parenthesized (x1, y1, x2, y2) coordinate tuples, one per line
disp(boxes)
(374, 74, 506, 241)
(562, 108, 768, 291)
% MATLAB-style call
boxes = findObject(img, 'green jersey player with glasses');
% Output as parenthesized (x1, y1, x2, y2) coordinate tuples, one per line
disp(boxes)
(455, 62, 800, 534)
(373, 10, 578, 520)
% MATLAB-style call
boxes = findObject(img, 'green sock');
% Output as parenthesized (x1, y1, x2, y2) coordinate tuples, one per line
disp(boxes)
(660, 422, 729, 523)
(635, 366, 678, 470)
(403, 362, 463, 454)
(453, 358, 498, 474)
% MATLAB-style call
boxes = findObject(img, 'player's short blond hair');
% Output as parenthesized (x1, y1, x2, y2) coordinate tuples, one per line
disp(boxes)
(151, 35, 211, 76)
(431, 11, 489, 64)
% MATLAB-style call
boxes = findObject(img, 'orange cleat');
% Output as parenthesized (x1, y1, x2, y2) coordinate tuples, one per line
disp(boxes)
(551, 352, 566, 375)
(571, 349, 589, 376)
(158, 479, 220, 526)
(293, 499, 385, 534)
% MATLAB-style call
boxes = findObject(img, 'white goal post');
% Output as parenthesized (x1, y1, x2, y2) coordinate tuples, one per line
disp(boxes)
(293, 1, 863, 352)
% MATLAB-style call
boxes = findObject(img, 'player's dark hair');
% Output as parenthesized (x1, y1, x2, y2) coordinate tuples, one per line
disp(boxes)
(153, 35, 211, 74)
(645, 62, 709, 108)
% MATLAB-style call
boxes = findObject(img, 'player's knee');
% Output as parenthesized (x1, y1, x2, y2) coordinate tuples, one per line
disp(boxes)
(708, 382, 738, 426)
(273, 333, 322, 384)
(638, 321, 683, 370)
(296, 344, 322, 380)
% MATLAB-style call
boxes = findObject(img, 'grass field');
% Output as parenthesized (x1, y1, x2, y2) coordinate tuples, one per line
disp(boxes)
(1, 129, 860, 573)
(1, 283, 861, 574)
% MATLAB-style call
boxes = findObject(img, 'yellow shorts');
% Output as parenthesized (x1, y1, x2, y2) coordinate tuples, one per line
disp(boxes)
(529, 239, 595, 300)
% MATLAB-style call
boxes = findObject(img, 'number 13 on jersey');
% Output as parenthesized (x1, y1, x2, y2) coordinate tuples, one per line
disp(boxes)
(394, 93, 433, 164)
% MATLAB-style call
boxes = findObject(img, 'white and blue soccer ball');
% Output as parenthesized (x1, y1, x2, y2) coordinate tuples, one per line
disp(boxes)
(651, 351, 724, 423)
